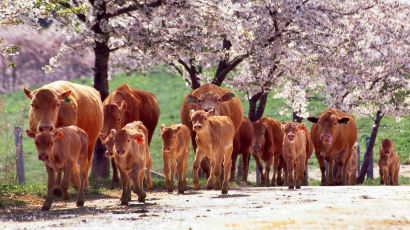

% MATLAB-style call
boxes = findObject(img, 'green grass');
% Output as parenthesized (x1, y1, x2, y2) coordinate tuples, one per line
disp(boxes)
(0, 68, 409, 186)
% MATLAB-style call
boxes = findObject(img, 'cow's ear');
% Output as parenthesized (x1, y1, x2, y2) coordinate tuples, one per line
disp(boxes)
(190, 109, 196, 118)
(188, 94, 198, 103)
(175, 125, 182, 131)
(307, 117, 319, 123)
(23, 87, 33, 99)
(297, 123, 306, 131)
(99, 133, 107, 143)
(132, 133, 144, 144)
(221, 92, 235, 102)
(59, 90, 72, 101)
(280, 123, 286, 130)
(160, 124, 166, 132)
(119, 100, 127, 111)
(206, 108, 215, 116)
(338, 117, 349, 124)
(26, 130, 36, 138)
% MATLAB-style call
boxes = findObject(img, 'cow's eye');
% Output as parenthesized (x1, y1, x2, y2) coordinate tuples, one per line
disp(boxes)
(56, 102, 60, 107)
(128, 139, 130, 142)
(217, 98, 221, 102)
(198, 100, 202, 103)
(204, 117, 207, 121)
(49, 142, 53, 146)
(117, 118, 121, 121)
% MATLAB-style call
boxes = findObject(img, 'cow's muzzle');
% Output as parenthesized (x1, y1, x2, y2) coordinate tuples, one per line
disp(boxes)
(320, 134, 332, 144)
(162, 147, 171, 152)
(253, 145, 261, 151)
(193, 125, 202, 131)
(38, 154, 48, 161)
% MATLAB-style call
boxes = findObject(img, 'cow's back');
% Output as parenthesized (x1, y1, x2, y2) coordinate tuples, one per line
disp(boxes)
(208, 116, 235, 148)
(264, 117, 284, 156)
(180, 84, 243, 133)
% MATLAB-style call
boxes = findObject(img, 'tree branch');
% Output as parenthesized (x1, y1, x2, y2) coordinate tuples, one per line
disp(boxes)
(106, 0, 163, 19)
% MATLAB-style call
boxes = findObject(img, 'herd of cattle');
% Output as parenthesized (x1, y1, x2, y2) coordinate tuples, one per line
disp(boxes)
(21, 81, 400, 211)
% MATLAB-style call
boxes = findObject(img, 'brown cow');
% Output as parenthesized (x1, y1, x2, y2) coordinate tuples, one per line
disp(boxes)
(230, 116, 253, 184)
(307, 108, 357, 185)
(180, 84, 243, 177)
(345, 145, 358, 185)
(160, 124, 191, 193)
(100, 84, 160, 187)
(303, 125, 314, 185)
(251, 117, 284, 186)
(190, 109, 235, 194)
(378, 139, 400, 186)
(26, 126, 88, 211)
(111, 121, 152, 205)
(282, 122, 308, 189)
(23, 81, 103, 187)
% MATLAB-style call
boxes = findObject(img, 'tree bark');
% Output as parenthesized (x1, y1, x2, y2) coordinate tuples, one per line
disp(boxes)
(356, 110, 383, 184)
(248, 92, 269, 122)
(293, 111, 303, 122)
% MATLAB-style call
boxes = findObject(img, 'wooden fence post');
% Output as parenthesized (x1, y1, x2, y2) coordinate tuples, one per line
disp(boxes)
(357, 145, 361, 175)
(14, 126, 25, 184)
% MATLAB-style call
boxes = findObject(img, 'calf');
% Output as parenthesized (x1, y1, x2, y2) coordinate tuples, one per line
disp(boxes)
(230, 117, 253, 184)
(345, 146, 359, 185)
(26, 126, 88, 211)
(378, 139, 400, 186)
(111, 121, 152, 205)
(160, 124, 191, 193)
(282, 122, 308, 189)
(251, 117, 284, 186)
(190, 109, 235, 194)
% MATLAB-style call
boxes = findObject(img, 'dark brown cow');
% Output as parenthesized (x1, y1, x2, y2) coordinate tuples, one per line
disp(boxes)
(345, 145, 358, 185)
(230, 116, 253, 184)
(190, 109, 235, 194)
(111, 121, 152, 205)
(251, 117, 284, 186)
(24, 81, 103, 187)
(26, 126, 88, 211)
(378, 139, 399, 186)
(282, 122, 308, 189)
(160, 124, 191, 193)
(307, 108, 357, 185)
(100, 84, 160, 187)
(180, 84, 243, 177)
(303, 125, 314, 185)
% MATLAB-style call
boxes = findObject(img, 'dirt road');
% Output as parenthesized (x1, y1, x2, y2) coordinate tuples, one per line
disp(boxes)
(2, 185, 409, 229)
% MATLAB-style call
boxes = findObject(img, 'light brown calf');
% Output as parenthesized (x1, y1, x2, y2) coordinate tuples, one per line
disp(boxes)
(378, 139, 400, 186)
(282, 122, 307, 189)
(251, 117, 284, 186)
(111, 121, 153, 205)
(26, 126, 88, 211)
(190, 109, 235, 194)
(345, 146, 358, 185)
(160, 124, 191, 193)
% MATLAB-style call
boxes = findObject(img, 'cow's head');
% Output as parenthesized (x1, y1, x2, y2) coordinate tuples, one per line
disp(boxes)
(190, 109, 213, 133)
(252, 121, 268, 152)
(26, 128, 63, 162)
(307, 112, 350, 145)
(101, 100, 127, 140)
(111, 129, 145, 156)
(160, 124, 182, 152)
(24, 87, 71, 132)
(282, 122, 305, 143)
(380, 139, 394, 156)
(188, 91, 235, 115)
(100, 132, 115, 158)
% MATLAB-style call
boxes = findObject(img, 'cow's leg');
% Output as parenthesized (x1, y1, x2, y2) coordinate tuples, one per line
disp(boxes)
(70, 164, 81, 190)
(379, 167, 385, 185)
(111, 159, 120, 189)
(335, 159, 345, 185)
(163, 154, 172, 192)
(207, 160, 216, 190)
(85, 142, 95, 188)
(296, 155, 306, 189)
(286, 160, 294, 189)
(52, 172, 63, 198)
(42, 166, 56, 211)
(271, 155, 279, 186)
(119, 170, 130, 205)
(328, 159, 336, 185)
(77, 154, 88, 207)
(394, 166, 399, 186)
(316, 153, 327, 186)
(193, 150, 205, 190)
(264, 158, 273, 186)
(145, 152, 153, 190)
(230, 151, 238, 182)
(213, 156, 223, 190)
(176, 155, 184, 194)
(182, 152, 189, 191)
(389, 167, 394, 186)
(277, 156, 285, 186)
(61, 163, 74, 201)
(170, 159, 177, 192)
(222, 147, 233, 194)
(252, 154, 265, 185)
(242, 152, 250, 185)
(133, 168, 146, 202)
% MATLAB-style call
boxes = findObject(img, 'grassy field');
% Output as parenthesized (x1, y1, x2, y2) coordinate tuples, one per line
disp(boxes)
(0, 69, 409, 185)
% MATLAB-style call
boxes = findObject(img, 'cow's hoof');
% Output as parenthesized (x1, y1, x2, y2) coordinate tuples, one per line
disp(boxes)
(178, 188, 184, 194)
(53, 187, 63, 197)
(76, 200, 84, 207)
(41, 205, 51, 211)
(120, 200, 128, 205)
(138, 196, 145, 203)
(193, 184, 200, 190)
(288, 186, 294, 189)
(296, 185, 301, 189)
(240, 181, 247, 187)
(110, 181, 120, 189)
(221, 188, 228, 194)
(167, 188, 173, 193)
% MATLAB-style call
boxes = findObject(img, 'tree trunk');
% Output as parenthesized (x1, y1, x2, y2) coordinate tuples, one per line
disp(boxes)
(248, 92, 269, 122)
(356, 110, 383, 184)
(293, 111, 303, 122)
(90, 41, 110, 179)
